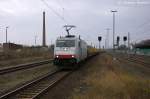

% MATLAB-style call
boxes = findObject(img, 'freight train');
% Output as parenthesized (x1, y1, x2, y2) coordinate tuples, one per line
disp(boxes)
(53, 35, 87, 69)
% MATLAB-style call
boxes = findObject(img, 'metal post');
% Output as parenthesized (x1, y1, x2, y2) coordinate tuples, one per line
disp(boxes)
(99, 41, 101, 49)
(111, 10, 117, 51)
(105, 36, 107, 49)
(105, 28, 110, 49)
(113, 12, 115, 50)
(128, 32, 130, 49)
(128, 32, 130, 54)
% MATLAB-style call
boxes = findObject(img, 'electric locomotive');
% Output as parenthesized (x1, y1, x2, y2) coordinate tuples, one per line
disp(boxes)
(53, 25, 88, 69)
(54, 35, 87, 68)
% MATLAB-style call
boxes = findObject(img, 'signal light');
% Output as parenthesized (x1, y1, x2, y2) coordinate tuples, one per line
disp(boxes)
(123, 36, 127, 41)
(98, 36, 102, 41)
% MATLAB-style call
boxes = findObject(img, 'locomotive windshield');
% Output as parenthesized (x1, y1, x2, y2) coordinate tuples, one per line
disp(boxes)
(56, 40, 75, 47)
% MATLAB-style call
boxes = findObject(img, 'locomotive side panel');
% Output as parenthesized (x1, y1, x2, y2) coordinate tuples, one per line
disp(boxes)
(79, 40, 87, 60)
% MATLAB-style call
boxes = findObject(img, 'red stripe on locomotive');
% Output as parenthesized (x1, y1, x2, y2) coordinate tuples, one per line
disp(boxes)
(55, 55, 76, 59)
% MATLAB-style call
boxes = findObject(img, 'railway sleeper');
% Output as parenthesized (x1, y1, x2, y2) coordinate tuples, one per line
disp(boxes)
(21, 90, 40, 93)
(15, 94, 36, 98)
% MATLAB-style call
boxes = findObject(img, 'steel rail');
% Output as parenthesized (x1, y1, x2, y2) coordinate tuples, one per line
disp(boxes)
(0, 59, 53, 75)
(0, 69, 66, 99)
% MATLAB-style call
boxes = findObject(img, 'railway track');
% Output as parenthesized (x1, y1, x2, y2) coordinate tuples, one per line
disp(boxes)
(0, 69, 71, 99)
(123, 57, 150, 69)
(0, 53, 99, 99)
(112, 53, 150, 69)
(0, 59, 53, 75)
(116, 52, 150, 63)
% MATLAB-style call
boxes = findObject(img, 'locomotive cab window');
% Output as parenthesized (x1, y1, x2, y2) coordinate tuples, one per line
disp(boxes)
(56, 40, 75, 47)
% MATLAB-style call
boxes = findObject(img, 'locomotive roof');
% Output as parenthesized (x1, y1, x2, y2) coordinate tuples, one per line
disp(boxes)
(57, 35, 79, 40)
(56, 35, 87, 44)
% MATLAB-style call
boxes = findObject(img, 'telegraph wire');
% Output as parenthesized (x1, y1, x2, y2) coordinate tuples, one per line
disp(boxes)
(55, 0, 73, 25)
(56, 0, 66, 23)
(137, 20, 150, 29)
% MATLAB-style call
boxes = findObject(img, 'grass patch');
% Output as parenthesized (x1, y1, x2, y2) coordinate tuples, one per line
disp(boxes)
(0, 48, 53, 68)
(70, 53, 150, 99)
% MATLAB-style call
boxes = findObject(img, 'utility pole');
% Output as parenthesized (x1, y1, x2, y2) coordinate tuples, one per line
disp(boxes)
(105, 28, 110, 49)
(35, 35, 37, 46)
(111, 10, 117, 51)
(128, 32, 130, 49)
(91, 42, 93, 47)
(6, 26, 9, 43)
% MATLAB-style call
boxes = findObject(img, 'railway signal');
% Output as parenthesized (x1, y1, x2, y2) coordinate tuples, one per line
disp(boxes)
(98, 36, 102, 49)
(98, 36, 102, 41)
(123, 36, 127, 42)
(123, 36, 128, 53)
(123, 36, 127, 46)
(117, 36, 120, 47)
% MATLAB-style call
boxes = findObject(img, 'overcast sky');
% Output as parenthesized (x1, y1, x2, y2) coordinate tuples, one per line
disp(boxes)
(0, 0, 150, 47)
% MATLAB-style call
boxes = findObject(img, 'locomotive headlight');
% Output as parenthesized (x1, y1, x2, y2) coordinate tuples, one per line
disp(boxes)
(72, 55, 75, 58)
(64, 48, 67, 51)
(56, 55, 59, 58)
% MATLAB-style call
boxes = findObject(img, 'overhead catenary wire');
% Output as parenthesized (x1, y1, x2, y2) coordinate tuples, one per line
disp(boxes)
(40, 0, 67, 23)
(40, 0, 97, 46)
(56, 0, 73, 26)
(132, 19, 150, 34)
(56, 0, 65, 11)
(137, 20, 150, 29)
(131, 19, 150, 42)
(75, 26, 100, 47)
(128, 18, 150, 44)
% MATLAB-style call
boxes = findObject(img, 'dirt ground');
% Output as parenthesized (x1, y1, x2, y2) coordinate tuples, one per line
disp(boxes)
(40, 52, 150, 99)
